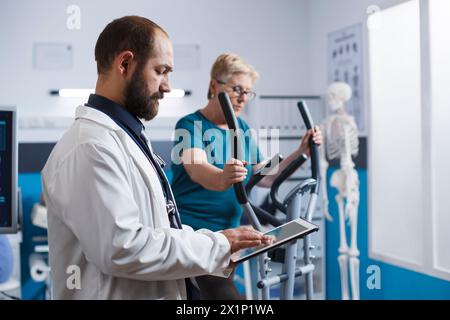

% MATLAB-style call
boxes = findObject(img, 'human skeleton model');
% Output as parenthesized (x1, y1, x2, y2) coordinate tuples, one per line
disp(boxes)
(319, 82, 360, 300)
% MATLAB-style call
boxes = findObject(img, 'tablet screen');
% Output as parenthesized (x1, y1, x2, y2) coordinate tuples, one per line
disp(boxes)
(231, 218, 318, 264)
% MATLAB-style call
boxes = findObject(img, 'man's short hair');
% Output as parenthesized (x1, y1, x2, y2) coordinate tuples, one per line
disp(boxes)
(208, 53, 260, 99)
(95, 16, 168, 75)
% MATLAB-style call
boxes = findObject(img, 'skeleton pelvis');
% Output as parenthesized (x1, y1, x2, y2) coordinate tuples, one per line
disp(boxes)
(330, 168, 359, 195)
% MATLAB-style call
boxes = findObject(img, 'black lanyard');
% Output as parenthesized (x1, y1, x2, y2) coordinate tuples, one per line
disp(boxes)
(132, 132, 183, 229)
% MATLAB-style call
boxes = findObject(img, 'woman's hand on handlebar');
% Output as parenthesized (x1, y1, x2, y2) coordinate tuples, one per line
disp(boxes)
(298, 126, 322, 156)
(219, 158, 248, 190)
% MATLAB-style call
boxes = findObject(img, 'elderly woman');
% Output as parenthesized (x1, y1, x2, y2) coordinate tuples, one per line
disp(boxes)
(171, 53, 322, 299)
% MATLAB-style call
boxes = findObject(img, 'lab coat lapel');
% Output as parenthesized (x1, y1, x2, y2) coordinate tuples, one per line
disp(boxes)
(117, 130, 170, 228)
(117, 130, 160, 188)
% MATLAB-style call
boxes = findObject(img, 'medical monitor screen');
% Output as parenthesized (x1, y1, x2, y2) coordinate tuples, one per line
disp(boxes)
(0, 108, 17, 234)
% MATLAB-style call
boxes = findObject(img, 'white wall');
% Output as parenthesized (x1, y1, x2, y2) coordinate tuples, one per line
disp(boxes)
(0, 0, 311, 124)
(429, 0, 450, 277)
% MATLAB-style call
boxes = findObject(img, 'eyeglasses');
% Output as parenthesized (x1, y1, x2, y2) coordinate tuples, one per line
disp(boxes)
(216, 79, 256, 101)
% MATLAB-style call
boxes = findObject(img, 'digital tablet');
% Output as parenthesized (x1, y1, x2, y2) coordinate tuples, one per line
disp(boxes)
(231, 218, 319, 264)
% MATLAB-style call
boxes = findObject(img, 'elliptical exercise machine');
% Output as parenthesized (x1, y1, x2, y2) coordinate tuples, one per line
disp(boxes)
(218, 92, 320, 300)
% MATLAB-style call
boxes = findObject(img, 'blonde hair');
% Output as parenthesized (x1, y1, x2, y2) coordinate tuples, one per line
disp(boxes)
(208, 53, 260, 99)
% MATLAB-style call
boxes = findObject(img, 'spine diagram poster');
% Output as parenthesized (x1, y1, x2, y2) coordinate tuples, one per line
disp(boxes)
(328, 23, 365, 135)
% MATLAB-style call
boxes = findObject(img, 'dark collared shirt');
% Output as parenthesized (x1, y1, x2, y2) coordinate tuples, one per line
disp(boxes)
(86, 94, 145, 148)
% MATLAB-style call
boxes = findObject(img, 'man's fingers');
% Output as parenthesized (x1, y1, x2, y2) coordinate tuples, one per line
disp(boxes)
(262, 235, 276, 244)
(222, 226, 269, 253)
(229, 227, 264, 241)
(233, 240, 262, 252)
(237, 229, 264, 241)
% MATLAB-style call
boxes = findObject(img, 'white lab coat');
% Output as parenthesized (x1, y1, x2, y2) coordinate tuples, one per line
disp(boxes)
(41, 105, 231, 300)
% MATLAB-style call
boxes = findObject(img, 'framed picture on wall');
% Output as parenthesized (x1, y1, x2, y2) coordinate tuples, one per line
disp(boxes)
(328, 23, 365, 136)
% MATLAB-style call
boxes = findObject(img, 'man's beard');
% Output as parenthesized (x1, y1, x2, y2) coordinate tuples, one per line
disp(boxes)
(124, 69, 162, 121)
